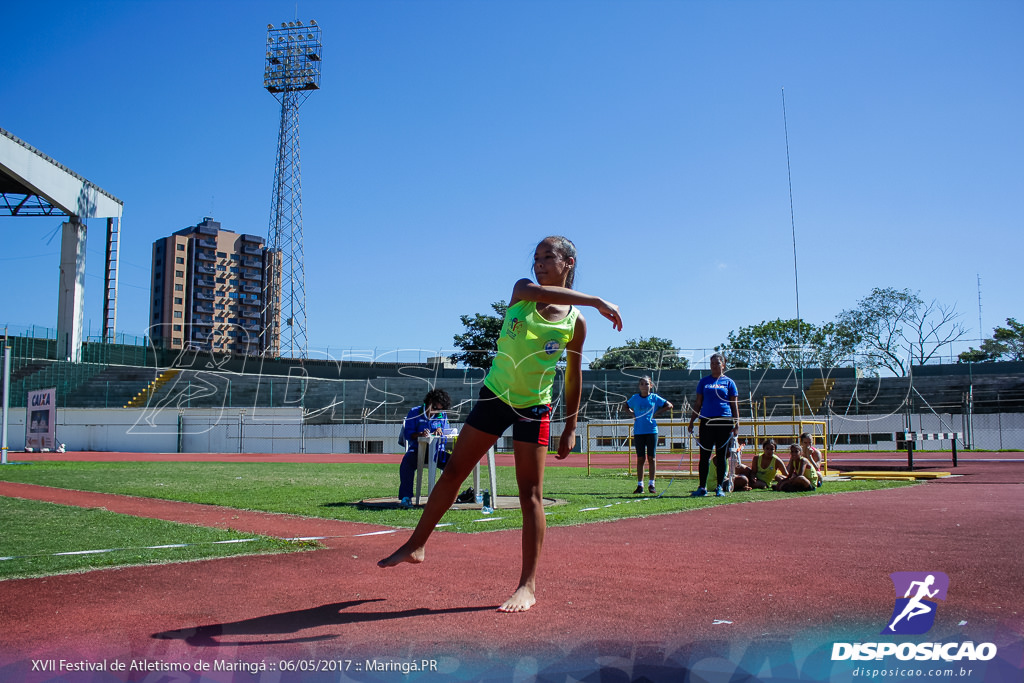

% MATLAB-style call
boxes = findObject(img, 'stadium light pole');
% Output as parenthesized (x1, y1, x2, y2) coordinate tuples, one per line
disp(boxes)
(264, 19, 322, 358)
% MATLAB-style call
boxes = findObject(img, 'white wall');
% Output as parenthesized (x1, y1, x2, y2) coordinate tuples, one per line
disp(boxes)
(1, 407, 1019, 453)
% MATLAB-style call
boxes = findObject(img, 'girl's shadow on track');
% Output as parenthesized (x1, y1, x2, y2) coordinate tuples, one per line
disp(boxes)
(152, 598, 495, 647)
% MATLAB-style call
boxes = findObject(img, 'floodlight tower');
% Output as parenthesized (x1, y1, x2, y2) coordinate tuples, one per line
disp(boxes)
(263, 19, 322, 358)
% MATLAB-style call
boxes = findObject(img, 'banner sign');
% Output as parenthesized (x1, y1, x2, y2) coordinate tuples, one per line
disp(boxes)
(26, 387, 56, 451)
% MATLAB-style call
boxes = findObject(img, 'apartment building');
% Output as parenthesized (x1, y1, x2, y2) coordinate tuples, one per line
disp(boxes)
(149, 217, 281, 356)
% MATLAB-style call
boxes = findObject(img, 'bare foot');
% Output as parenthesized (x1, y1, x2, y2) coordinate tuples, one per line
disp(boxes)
(377, 544, 425, 568)
(497, 585, 536, 613)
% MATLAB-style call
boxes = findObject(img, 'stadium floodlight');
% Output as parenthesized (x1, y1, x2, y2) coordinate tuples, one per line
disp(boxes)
(262, 19, 322, 359)
(264, 21, 321, 94)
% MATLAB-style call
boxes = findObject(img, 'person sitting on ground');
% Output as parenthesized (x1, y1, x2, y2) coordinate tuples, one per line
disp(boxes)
(735, 438, 788, 490)
(800, 432, 824, 487)
(773, 444, 818, 492)
(397, 388, 452, 507)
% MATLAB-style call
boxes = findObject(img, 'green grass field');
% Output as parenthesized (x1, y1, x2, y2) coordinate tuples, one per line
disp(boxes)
(0, 461, 915, 581)
(0, 496, 313, 581)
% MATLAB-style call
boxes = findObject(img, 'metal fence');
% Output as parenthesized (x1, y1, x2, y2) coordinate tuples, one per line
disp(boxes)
(11, 407, 1020, 456)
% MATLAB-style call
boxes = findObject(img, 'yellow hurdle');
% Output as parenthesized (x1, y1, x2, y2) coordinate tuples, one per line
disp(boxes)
(842, 471, 951, 480)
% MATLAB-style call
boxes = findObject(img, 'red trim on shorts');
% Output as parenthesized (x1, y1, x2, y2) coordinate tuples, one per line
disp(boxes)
(537, 408, 551, 447)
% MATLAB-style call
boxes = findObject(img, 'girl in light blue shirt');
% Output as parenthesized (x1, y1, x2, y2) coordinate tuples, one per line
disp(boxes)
(623, 376, 673, 494)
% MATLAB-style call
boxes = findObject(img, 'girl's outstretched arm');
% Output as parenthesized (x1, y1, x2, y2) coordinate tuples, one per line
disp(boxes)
(556, 315, 587, 459)
(510, 279, 622, 331)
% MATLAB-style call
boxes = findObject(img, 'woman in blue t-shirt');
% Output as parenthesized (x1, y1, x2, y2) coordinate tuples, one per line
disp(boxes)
(623, 376, 673, 494)
(687, 353, 740, 497)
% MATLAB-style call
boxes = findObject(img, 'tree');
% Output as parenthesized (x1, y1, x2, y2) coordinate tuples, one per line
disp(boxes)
(959, 318, 1024, 363)
(957, 345, 1000, 363)
(837, 287, 968, 376)
(717, 319, 861, 370)
(588, 336, 689, 370)
(814, 320, 864, 369)
(450, 301, 507, 370)
(904, 298, 969, 366)
(719, 319, 813, 370)
(991, 318, 1024, 361)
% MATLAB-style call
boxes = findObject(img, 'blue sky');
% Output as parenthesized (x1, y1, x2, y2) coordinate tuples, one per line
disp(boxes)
(1, 0, 1021, 366)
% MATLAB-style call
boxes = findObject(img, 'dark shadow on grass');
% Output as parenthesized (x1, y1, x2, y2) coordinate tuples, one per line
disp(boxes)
(323, 501, 412, 510)
(152, 599, 498, 647)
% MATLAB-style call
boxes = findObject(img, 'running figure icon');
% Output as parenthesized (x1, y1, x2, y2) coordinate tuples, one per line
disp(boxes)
(888, 575, 939, 631)
(883, 571, 949, 635)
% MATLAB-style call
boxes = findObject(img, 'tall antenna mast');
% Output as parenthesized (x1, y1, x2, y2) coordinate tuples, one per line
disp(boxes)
(977, 273, 984, 341)
(782, 88, 801, 328)
(263, 19, 321, 358)
(782, 88, 803, 373)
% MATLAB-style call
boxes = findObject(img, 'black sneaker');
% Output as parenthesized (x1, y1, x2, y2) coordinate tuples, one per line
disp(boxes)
(633, 485, 644, 494)
(648, 484, 656, 494)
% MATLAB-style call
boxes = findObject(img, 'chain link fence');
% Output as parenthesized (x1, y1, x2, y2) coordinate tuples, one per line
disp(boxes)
(5, 406, 1018, 455)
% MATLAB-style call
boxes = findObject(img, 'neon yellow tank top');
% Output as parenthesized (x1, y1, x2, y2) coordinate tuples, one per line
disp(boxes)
(805, 459, 819, 487)
(483, 300, 578, 408)
(755, 454, 779, 484)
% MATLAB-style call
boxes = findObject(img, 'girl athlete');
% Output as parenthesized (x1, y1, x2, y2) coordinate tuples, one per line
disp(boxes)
(378, 236, 622, 613)
(774, 444, 818, 492)
(800, 432, 824, 487)
(735, 438, 788, 490)
(623, 376, 673, 494)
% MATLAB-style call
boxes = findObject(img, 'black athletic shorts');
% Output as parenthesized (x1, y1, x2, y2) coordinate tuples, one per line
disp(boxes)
(465, 386, 552, 446)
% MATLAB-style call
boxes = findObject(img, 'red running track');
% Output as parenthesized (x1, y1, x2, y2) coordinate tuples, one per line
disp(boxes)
(0, 451, 1022, 682)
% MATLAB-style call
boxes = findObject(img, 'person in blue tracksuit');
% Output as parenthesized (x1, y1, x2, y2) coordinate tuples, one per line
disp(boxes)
(398, 388, 452, 506)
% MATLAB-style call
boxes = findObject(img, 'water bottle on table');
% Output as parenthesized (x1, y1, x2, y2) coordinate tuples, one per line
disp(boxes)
(481, 490, 493, 514)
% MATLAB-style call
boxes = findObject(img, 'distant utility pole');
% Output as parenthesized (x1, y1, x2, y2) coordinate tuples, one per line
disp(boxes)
(263, 19, 322, 358)
(977, 273, 984, 342)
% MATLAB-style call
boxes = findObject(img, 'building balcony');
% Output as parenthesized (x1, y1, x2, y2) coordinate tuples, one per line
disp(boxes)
(194, 291, 214, 301)
(196, 250, 215, 261)
(196, 265, 215, 275)
(243, 284, 262, 294)
(241, 269, 261, 281)
(199, 238, 217, 248)
(242, 245, 262, 256)
(242, 257, 261, 268)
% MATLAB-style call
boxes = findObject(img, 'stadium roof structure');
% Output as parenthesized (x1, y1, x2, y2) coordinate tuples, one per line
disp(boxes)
(0, 126, 123, 219)
(0, 125, 124, 357)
